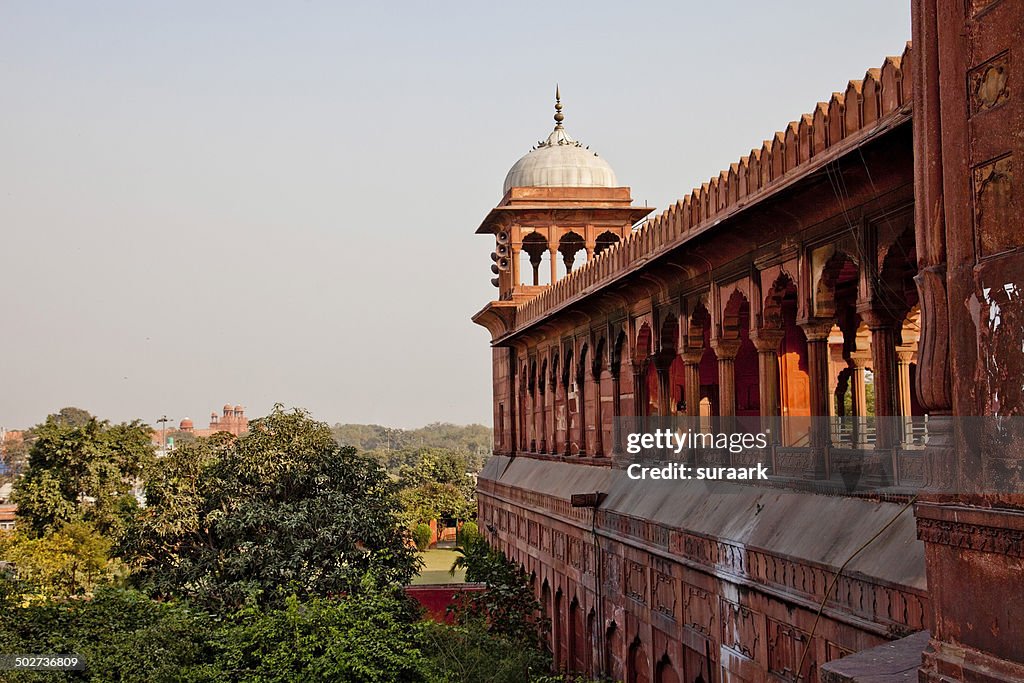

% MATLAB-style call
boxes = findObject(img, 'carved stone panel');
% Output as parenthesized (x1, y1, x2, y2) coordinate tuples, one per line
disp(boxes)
(683, 583, 715, 636)
(568, 536, 582, 570)
(625, 560, 646, 604)
(720, 598, 760, 660)
(553, 530, 566, 561)
(766, 617, 816, 682)
(969, 51, 1010, 115)
(973, 154, 1014, 258)
(604, 551, 620, 593)
(653, 570, 677, 619)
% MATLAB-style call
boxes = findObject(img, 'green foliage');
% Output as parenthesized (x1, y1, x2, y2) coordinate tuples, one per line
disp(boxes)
(0, 588, 219, 682)
(1, 434, 30, 485)
(390, 448, 476, 528)
(448, 535, 546, 650)
(457, 521, 478, 547)
(122, 406, 420, 610)
(11, 410, 152, 539)
(332, 423, 492, 466)
(400, 482, 474, 526)
(396, 449, 472, 488)
(0, 523, 125, 601)
(417, 618, 551, 683)
(214, 587, 425, 683)
(0, 584, 427, 683)
(412, 523, 433, 550)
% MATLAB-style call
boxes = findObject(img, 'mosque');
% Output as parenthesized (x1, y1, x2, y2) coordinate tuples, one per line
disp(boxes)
(472, 2, 1024, 681)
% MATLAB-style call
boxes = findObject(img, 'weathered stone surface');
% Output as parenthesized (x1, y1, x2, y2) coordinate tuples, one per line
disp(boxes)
(820, 631, 929, 683)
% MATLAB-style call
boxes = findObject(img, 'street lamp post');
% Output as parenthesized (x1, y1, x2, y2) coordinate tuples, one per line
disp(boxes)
(157, 415, 171, 453)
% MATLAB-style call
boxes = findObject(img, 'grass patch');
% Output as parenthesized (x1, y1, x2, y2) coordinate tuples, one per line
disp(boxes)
(412, 548, 466, 585)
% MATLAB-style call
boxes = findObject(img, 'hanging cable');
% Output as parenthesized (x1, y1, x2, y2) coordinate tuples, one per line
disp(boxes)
(795, 493, 919, 680)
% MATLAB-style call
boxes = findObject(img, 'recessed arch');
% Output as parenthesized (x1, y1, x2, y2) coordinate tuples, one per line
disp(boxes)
(595, 230, 621, 256)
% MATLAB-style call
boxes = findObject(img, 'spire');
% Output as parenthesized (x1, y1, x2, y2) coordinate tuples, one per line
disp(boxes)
(554, 85, 564, 128)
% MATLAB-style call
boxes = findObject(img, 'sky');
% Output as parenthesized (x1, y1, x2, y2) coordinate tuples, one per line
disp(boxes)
(0, 1, 912, 430)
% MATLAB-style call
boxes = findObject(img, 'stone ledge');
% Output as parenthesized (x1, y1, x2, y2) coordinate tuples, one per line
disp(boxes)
(820, 631, 928, 683)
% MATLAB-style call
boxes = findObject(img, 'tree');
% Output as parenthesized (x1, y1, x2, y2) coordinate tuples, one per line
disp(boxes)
(215, 587, 426, 683)
(400, 482, 473, 526)
(11, 412, 152, 539)
(0, 522, 125, 600)
(122, 406, 420, 610)
(48, 406, 94, 428)
(448, 535, 547, 650)
(0, 434, 29, 485)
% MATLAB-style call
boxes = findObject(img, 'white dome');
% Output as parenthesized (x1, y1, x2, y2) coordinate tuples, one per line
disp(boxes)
(502, 92, 618, 195)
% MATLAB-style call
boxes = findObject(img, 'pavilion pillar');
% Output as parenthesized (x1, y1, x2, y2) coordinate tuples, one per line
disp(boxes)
(751, 329, 784, 439)
(896, 348, 915, 445)
(539, 384, 547, 453)
(849, 351, 871, 447)
(562, 373, 571, 456)
(592, 366, 604, 457)
(575, 369, 587, 456)
(800, 319, 833, 464)
(861, 308, 901, 451)
(512, 241, 522, 286)
(681, 351, 702, 418)
(896, 349, 915, 416)
(611, 364, 622, 454)
(528, 386, 536, 452)
(654, 354, 672, 417)
(711, 340, 741, 417)
(549, 375, 558, 455)
(549, 246, 558, 284)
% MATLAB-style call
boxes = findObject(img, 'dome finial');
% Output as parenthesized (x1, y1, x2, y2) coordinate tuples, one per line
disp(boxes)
(553, 85, 564, 127)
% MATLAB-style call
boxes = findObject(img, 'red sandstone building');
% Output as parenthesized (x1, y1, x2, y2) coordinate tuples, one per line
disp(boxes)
(473, 3, 1023, 682)
(152, 405, 249, 448)
(183, 404, 249, 438)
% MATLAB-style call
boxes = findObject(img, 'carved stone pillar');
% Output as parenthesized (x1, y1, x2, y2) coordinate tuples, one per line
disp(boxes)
(681, 351, 703, 418)
(711, 340, 741, 417)
(751, 330, 784, 418)
(896, 349, 915, 417)
(861, 309, 900, 418)
(848, 352, 870, 417)
(911, 0, 1024, 677)
(654, 354, 673, 417)
(592, 365, 604, 457)
(800, 319, 834, 458)
(552, 376, 561, 456)
(529, 252, 542, 286)
(512, 241, 521, 287)
(539, 383, 547, 454)
(752, 329, 784, 442)
(549, 246, 558, 284)
(549, 375, 558, 455)
(611, 363, 622, 454)
(575, 369, 587, 456)
(562, 372, 571, 457)
(862, 308, 901, 452)
(849, 351, 871, 447)
(896, 348, 915, 445)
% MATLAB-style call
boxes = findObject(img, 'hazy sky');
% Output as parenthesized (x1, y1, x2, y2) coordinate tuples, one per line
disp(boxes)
(1, 1, 911, 430)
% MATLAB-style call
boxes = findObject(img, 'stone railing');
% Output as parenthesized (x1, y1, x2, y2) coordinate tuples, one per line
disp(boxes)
(515, 44, 914, 330)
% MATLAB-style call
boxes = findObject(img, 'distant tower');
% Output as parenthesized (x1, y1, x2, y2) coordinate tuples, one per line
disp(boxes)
(476, 87, 651, 302)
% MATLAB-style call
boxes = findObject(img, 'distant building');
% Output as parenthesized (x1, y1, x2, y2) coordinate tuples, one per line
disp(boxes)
(0, 505, 16, 532)
(182, 404, 249, 438)
(153, 404, 249, 448)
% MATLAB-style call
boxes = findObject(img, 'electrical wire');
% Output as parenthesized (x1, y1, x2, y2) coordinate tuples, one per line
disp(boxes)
(795, 493, 919, 680)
